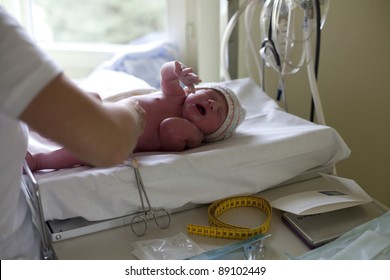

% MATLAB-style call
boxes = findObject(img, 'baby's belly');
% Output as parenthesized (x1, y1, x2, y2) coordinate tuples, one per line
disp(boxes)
(134, 131, 161, 152)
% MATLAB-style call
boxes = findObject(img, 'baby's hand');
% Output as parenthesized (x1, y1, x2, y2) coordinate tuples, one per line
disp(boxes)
(174, 61, 202, 93)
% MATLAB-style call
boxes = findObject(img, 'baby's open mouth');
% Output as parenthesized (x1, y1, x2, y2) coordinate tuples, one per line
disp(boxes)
(196, 104, 206, 116)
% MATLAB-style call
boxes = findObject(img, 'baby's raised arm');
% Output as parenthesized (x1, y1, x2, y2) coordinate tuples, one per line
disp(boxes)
(160, 61, 201, 96)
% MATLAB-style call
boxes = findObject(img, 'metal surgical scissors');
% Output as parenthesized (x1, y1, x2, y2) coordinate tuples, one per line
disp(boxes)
(130, 159, 171, 236)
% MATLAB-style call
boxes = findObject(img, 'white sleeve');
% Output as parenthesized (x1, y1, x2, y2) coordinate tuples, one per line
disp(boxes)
(0, 7, 62, 119)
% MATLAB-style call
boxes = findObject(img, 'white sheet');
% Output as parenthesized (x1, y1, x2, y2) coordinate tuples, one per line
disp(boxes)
(29, 75, 350, 222)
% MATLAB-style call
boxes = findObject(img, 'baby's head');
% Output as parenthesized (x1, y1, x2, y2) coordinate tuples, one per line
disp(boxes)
(197, 84, 246, 142)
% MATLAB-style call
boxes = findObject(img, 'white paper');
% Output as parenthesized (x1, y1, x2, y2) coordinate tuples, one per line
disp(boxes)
(259, 173, 373, 215)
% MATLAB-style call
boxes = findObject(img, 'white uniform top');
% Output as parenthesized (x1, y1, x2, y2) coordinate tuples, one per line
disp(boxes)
(0, 7, 61, 259)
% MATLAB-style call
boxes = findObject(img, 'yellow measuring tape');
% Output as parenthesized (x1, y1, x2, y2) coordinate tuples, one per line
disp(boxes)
(187, 196, 272, 240)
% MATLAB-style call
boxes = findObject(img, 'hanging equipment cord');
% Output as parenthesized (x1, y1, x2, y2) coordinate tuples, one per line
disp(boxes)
(310, 0, 321, 122)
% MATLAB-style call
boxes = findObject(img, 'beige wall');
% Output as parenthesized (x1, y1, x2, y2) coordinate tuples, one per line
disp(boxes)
(320, 0, 390, 207)
(238, 0, 390, 207)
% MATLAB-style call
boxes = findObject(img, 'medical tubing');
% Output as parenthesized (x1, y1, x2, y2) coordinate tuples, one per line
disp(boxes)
(281, 3, 294, 75)
(259, 2, 281, 69)
(314, 0, 321, 78)
(271, 0, 282, 64)
(220, 0, 253, 81)
(244, 0, 263, 86)
(220, 9, 236, 81)
(305, 19, 325, 125)
(260, 0, 287, 98)
(278, 72, 288, 111)
(280, 1, 315, 74)
(261, 0, 303, 75)
(273, 0, 287, 72)
(280, 3, 307, 74)
(319, 0, 330, 30)
(310, 0, 322, 121)
(286, 5, 307, 74)
(265, 1, 289, 105)
(259, 0, 273, 91)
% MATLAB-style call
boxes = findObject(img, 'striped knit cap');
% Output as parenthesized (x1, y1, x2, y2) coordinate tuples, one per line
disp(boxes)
(197, 83, 246, 142)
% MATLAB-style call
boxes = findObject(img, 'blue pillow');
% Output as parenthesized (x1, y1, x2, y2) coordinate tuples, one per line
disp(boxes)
(99, 40, 179, 89)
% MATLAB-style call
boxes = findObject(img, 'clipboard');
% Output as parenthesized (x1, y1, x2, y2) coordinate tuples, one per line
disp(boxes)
(282, 201, 388, 249)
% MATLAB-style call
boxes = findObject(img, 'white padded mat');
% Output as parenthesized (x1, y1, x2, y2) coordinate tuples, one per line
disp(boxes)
(29, 75, 350, 221)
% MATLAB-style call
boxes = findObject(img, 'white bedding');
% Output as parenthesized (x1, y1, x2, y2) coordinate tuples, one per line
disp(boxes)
(29, 75, 350, 222)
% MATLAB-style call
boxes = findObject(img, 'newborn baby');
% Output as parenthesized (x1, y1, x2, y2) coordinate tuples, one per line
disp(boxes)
(26, 60, 246, 171)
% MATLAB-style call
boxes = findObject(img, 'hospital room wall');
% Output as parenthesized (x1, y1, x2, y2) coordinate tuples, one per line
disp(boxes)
(237, 0, 390, 207)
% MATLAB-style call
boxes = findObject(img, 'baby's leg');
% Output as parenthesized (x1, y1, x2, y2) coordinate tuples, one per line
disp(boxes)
(25, 148, 87, 172)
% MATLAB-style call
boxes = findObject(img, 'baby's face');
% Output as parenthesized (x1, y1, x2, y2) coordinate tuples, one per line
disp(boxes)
(182, 89, 228, 134)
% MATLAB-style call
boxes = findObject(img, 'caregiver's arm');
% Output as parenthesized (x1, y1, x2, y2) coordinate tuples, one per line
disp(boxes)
(20, 73, 146, 167)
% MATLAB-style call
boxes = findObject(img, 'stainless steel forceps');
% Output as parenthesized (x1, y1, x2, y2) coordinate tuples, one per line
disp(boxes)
(130, 159, 171, 236)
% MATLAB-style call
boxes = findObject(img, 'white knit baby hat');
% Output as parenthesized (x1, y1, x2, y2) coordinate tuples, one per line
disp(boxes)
(196, 83, 246, 142)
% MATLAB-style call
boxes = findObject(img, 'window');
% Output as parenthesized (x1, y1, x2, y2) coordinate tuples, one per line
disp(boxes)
(28, 0, 169, 78)
(1, 0, 222, 81)
(32, 0, 167, 45)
